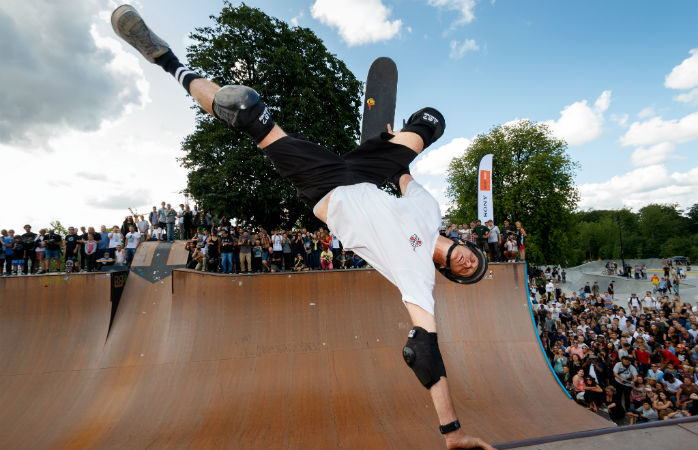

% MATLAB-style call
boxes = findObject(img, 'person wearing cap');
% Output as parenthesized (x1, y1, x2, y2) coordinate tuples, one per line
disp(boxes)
(613, 354, 638, 408)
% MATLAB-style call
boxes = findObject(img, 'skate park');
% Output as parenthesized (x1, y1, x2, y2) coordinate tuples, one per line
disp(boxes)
(3, 1, 697, 449)
(1, 242, 696, 449)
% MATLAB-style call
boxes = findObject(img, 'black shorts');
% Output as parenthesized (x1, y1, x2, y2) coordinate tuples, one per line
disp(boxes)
(263, 133, 417, 207)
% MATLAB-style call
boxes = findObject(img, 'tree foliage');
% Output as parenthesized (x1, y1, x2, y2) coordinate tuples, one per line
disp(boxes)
(446, 120, 579, 264)
(180, 2, 362, 230)
(567, 204, 698, 265)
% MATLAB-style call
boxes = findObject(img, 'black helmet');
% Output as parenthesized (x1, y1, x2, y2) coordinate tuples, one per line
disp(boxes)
(435, 241, 488, 284)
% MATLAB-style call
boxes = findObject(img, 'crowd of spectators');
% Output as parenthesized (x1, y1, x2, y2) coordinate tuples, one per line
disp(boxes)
(530, 264, 698, 424)
(442, 218, 527, 262)
(0, 202, 371, 275)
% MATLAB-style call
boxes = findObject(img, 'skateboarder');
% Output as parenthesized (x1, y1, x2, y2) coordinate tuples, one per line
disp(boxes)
(112, 6, 492, 449)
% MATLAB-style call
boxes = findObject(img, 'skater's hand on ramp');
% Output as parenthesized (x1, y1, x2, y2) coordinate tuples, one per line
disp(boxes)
(445, 431, 496, 450)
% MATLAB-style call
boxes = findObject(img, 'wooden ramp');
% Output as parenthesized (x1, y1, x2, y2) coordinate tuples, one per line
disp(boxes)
(2, 253, 671, 449)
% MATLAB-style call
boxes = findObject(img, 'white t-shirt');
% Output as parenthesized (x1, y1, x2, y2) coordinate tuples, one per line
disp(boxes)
(272, 234, 283, 252)
(125, 232, 141, 249)
(326, 181, 441, 315)
(150, 228, 163, 240)
(109, 232, 123, 249)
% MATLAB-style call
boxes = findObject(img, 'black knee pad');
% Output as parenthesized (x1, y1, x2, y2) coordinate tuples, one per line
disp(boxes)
(402, 326, 447, 389)
(212, 85, 275, 143)
(402, 107, 445, 149)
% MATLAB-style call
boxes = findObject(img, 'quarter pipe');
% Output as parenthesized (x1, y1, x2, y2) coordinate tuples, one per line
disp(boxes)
(0, 242, 613, 448)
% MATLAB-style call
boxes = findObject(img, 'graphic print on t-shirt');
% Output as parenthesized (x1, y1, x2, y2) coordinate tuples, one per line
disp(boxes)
(409, 234, 422, 251)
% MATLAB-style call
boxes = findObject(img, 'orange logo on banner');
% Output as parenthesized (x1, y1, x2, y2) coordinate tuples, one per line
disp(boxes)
(366, 98, 375, 110)
(480, 170, 491, 191)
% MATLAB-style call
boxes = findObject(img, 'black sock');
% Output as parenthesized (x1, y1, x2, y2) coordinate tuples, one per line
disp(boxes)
(154, 50, 202, 95)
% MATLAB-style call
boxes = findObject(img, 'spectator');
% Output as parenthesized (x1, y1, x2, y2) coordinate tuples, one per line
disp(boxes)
(207, 231, 221, 272)
(583, 376, 604, 412)
(485, 219, 501, 262)
(64, 227, 81, 272)
(124, 225, 141, 266)
(2, 229, 15, 275)
(219, 230, 234, 274)
(96, 252, 114, 269)
(515, 221, 527, 261)
(165, 204, 177, 242)
(97, 225, 109, 261)
(282, 232, 293, 270)
(108, 226, 123, 258)
(148, 223, 163, 241)
(148, 206, 158, 232)
(34, 228, 47, 274)
(293, 253, 308, 271)
(44, 229, 62, 273)
(320, 247, 334, 270)
(473, 219, 488, 254)
(11, 235, 25, 275)
(137, 215, 149, 239)
(613, 355, 638, 409)
(336, 249, 349, 269)
(503, 235, 518, 262)
(252, 239, 263, 272)
(157, 202, 167, 238)
(238, 230, 252, 273)
(21, 224, 37, 274)
(192, 242, 207, 271)
(351, 253, 364, 269)
(310, 232, 322, 270)
(84, 233, 99, 272)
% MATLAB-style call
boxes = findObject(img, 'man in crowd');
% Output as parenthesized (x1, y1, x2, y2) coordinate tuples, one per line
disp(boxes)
(21, 224, 38, 274)
(485, 219, 500, 262)
(157, 202, 168, 239)
(112, 5, 491, 449)
(473, 219, 489, 255)
(64, 227, 81, 272)
(124, 224, 141, 266)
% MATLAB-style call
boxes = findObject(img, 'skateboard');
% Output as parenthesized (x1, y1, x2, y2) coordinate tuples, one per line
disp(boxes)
(360, 57, 398, 144)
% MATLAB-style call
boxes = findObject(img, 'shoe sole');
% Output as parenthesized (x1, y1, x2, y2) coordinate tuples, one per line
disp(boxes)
(111, 4, 170, 63)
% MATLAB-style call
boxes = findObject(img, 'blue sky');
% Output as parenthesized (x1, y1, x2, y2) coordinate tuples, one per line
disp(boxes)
(1, 0, 696, 230)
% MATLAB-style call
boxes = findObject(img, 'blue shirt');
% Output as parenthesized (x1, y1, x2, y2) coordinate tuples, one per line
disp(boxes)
(3, 237, 13, 256)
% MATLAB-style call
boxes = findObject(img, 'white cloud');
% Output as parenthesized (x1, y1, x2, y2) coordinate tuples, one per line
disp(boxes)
(449, 38, 479, 59)
(673, 88, 698, 104)
(630, 142, 676, 167)
(310, 0, 402, 46)
(611, 113, 629, 127)
(665, 48, 698, 90)
(0, 0, 148, 147)
(413, 137, 471, 175)
(428, 0, 477, 25)
(290, 11, 304, 27)
(543, 90, 611, 146)
(637, 106, 655, 119)
(578, 165, 698, 210)
(619, 112, 698, 147)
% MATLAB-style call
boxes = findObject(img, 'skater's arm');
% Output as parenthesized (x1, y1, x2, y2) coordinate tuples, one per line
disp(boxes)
(404, 303, 495, 450)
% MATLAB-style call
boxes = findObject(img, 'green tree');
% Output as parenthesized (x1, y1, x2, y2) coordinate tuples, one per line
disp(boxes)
(180, 2, 362, 230)
(447, 120, 579, 264)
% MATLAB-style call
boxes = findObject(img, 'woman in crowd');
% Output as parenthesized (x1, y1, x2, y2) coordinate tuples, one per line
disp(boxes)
(583, 376, 604, 412)
(281, 232, 293, 270)
(207, 230, 220, 272)
(320, 247, 334, 270)
(310, 232, 322, 270)
(515, 220, 527, 262)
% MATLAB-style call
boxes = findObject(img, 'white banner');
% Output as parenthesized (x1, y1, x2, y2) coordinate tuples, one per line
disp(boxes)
(477, 154, 493, 223)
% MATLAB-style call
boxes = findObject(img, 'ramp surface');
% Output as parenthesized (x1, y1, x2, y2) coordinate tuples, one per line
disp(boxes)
(0, 258, 612, 449)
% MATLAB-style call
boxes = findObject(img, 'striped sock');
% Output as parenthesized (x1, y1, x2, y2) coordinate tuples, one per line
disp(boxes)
(154, 50, 202, 95)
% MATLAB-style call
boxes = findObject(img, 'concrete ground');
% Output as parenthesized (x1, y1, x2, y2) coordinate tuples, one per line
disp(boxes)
(539, 258, 697, 306)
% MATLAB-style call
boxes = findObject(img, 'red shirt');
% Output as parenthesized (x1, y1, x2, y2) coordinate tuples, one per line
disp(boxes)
(659, 349, 681, 367)
(634, 348, 650, 364)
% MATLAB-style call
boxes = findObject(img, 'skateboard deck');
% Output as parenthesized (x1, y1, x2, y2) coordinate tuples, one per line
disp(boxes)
(360, 57, 398, 144)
